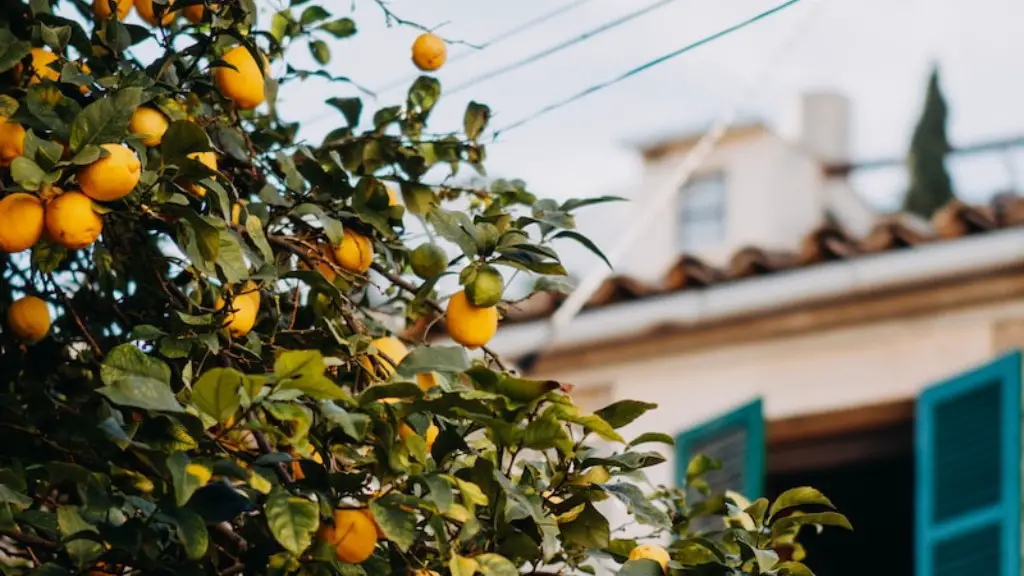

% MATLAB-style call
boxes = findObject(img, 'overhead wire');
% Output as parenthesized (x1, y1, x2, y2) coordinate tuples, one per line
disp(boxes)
(374, 0, 598, 95)
(492, 0, 805, 137)
(445, 0, 687, 96)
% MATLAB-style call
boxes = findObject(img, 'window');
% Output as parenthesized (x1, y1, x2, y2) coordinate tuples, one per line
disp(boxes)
(677, 172, 726, 251)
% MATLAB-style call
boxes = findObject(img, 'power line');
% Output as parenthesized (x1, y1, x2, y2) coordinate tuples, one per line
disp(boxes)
(492, 0, 805, 137)
(446, 0, 686, 97)
(374, 0, 597, 95)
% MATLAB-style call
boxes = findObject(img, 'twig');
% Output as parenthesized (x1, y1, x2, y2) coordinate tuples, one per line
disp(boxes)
(48, 276, 103, 357)
(0, 529, 58, 550)
(371, 0, 481, 47)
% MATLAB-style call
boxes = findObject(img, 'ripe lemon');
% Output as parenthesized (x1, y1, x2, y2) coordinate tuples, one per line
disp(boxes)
(134, 0, 175, 26)
(183, 2, 215, 24)
(185, 150, 218, 196)
(410, 243, 447, 280)
(216, 284, 260, 338)
(214, 46, 266, 110)
(417, 372, 439, 392)
(386, 185, 399, 206)
(628, 544, 670, 573)
(129, 106, 169, 147)
(298, 243, 338, 281)
(362, 336, 407, 379)
(320, 509, 377, 564)
(333, 228, 373, 274)
(359, 508, 385, 539)
(28, 48, 59, 83)
(79, 144, 141, 202)
(411, 33, 446, 71)
(445, 290, 498, 349)
(0, 118, 25, 166)
(45, 191, 103, 250)
(7, 296, 50, 343)
(93, 0, 132, 20)
(0, 193, 44, 253)
(399, 422, 439, 452)
(414, 571, 440, 576)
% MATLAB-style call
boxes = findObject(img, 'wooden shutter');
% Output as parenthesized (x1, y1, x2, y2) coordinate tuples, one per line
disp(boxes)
(916, 351, 1021, 576)
(676, 399, 764, 530)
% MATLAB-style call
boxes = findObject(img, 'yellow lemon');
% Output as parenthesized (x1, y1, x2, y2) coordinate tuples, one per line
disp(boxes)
(230, 201, 247, 226)
(628, 544, 670, 573)
(416, 372, 439, 392)
(298, 242, 339, 281)
(412, 33, 446, 71)
(0, 118, 26, 166)
(28, 48, 59, 83)
(320, 509, 377, 564)
(93, 0, 132, 20)
(216, 287, 259, 338)
(445, 290, 498, 349)
(79, 144, 141, 202)
(45, 191, 103, 250)
(214, 45, 266, 110)
(6, 296, 50, 343)
(134, 0, 175, 26)
(183, 2, 215, 24)
(185, 150, 218, 196)
(129, 106, 169, 147)
(386, 185, 399, 206)
(415, 571, 440, 576)
(332, 228, 373, 274)
(0, 193, 43, 254)
(359, 508, 385, 540)
(363, 336, 408, 379)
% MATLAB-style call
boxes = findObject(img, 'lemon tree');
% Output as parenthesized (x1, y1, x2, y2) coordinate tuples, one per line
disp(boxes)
(0, 2, 849, 575)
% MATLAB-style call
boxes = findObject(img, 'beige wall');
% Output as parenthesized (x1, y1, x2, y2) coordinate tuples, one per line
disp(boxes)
(538, 297, 1024, 538)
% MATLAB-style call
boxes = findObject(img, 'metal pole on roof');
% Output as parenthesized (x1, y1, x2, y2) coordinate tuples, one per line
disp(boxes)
(537, 0, 831, 355)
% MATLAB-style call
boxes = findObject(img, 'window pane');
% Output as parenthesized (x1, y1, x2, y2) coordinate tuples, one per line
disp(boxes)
(678, 172, 726, 251)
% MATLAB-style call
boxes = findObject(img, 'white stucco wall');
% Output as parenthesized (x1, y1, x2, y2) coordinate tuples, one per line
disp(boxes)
(546, 298, 1024, 543)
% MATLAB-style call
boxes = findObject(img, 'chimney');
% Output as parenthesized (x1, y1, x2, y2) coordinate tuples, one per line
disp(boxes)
(798, 91, 851, 165)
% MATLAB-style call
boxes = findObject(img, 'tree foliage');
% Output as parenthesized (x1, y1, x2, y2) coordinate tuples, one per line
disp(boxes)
(0, 1, 849, 574)
(902, 65, 955, 219)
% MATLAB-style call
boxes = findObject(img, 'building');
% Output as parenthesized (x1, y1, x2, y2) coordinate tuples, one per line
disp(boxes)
(482, 94, 1024, 576)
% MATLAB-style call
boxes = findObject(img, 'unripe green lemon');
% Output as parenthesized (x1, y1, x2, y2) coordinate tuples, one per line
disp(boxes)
(466, 265, 503, 307)
(410, 243, 447, 280)
(476, 222, 500, 254)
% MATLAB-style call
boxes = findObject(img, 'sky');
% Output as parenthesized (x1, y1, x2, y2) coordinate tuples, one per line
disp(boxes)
(266, 0, 1024, 278)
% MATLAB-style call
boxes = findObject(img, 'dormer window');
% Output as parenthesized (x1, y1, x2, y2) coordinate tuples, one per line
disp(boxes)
(677, 171, 726, 251)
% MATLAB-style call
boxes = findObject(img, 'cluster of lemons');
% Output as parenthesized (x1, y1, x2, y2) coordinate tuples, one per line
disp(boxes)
(92, 0, 210, 27)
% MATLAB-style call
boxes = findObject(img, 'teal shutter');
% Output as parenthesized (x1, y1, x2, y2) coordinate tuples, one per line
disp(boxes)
(675, 399, 764, 500)
(916, 351, 1021, 576)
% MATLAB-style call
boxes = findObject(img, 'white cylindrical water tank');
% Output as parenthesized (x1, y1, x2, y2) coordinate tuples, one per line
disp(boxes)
(799, 91, 851, 165)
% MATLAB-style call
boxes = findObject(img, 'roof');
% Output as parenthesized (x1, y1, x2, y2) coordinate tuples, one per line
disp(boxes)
(500, 194, 1024, 326)
(626, 121, 770, 162)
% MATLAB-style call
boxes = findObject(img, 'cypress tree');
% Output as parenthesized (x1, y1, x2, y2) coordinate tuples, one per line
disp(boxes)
(902, 66, 956, 218)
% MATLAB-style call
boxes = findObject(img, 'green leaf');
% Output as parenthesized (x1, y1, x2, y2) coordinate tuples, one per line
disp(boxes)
(167, 453, 211, 506)
(463, 101, 490, 141)
(422, 474, 454, 513)
(320, 17, 356, 38)
(161, 120, 211, 160)
(98, 377, 183, 413)
(601, 483, 671, 528)
(770, 511, 853, 536)
(407, 76, 441, 115)
(628, 432, 675, 448)
(753, 547, 779, 571)
(10, 157, 47, 191)
(474, 553, 519, 576)
(265, 487, 320, 556)
(0, 484, 32, 510)
(319, 402, 369, 440)
(523, 410, 573, 453)
(69, 87, 142, 153)
(769, 487, 836, 520)
(102, 343, 171, 384)
(300, 5, 330, 24)
(172, 507, 209, 561)
(192, 368, 243, 423)
(370, 497, 416, 552)
(0, 95, 17, 117)
(686, 454, 720, 483)
(0, 29, 31, 73)
(560, 502, 609, 549)
(32, 241, 66, 273)
(57, 506, 101, 569)
(560, 195, 628, 212)
(428, 209, 479, 257)
(595, 400, 657, 429)
(581, 451, 665, 472)
(450, 554, 479, 576)
(290, 203, 343, 244)
(245, 214, 275, 262)
(396, 346, 469, 378)
(274, 349, 324, 380)
(574, 414, 624, 443)
(309, 39, 330, 65)
(775, 561, 816, 576)
(215, 230, 249, 284)
(619, 559, 666, 576)
(326, 97, 362, 128)
(553, 230, 612, 269)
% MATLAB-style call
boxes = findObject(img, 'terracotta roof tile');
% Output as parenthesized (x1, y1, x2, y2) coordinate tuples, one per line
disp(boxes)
(462, 195, 1024, 328)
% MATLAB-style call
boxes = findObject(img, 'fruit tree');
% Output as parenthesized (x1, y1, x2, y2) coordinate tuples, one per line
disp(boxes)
(0, 1, 850, 575)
